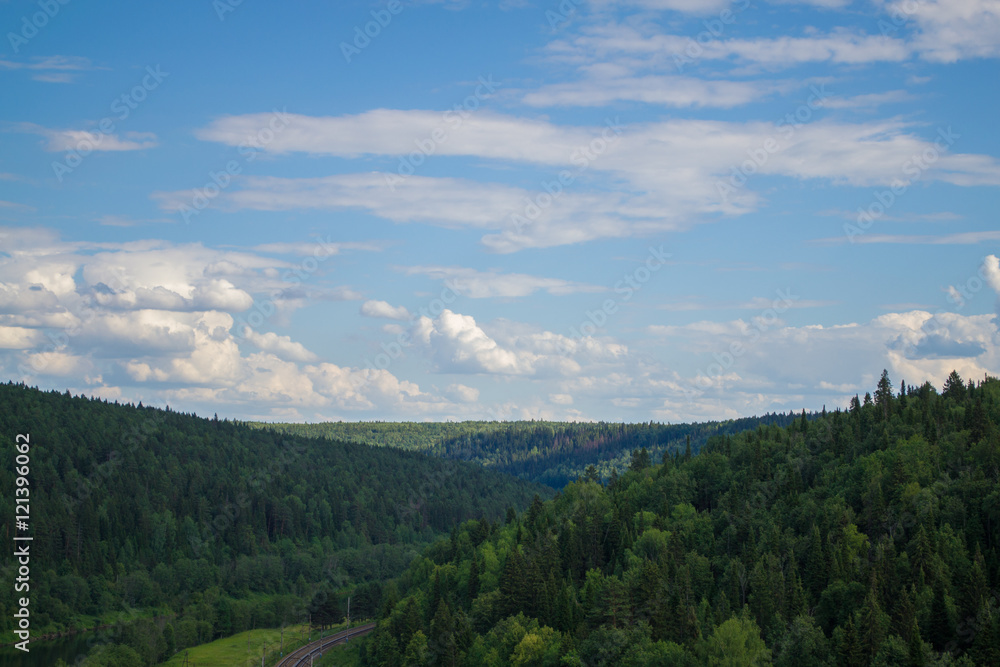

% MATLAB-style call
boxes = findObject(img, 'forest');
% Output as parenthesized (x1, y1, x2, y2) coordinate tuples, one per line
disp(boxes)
(361, 371, 1000, 666)
(258, 412, 806, 487)
(0, 382, 548, 665)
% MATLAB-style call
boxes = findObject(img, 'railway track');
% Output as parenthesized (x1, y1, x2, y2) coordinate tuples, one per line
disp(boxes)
(274, 622, 375, 667)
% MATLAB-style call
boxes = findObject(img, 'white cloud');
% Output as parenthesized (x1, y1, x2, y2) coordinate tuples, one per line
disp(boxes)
(19, 125, 158, 152)
(0, 227, 469, 420)
(523, 75, 776, 108)
(360, 300, 412, 320)
(402, 265, 604, 298)
(983, 255, 1000, 292)
(0, 326, 42, 350)
(587, 0, 731, 12)
(543, 23, 910, 71)
(178, 111, 1000, 251)
(243, 329, 318, 362)
(21, 351, 93, 376)
(0, 55, 95, 82)
(0, 200, 35, 212)
(814, 232, 1000, 246)
(445, 383, 480, 403)
(413, 309, 537, 375)
(410, 308, 628, 377)
(893, 0, 1000, 62)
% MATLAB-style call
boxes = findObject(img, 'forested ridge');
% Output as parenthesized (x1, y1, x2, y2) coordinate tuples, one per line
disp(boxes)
(362, 371, 1000, 666)
(0, 382, 549, 664)
(257, 412, 806, 488)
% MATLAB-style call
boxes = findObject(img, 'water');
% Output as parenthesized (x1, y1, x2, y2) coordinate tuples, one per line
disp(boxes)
(0, 632, 106, 666)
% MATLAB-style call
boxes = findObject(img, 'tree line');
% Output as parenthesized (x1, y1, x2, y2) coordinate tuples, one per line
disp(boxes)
(259, 412, 807, 488)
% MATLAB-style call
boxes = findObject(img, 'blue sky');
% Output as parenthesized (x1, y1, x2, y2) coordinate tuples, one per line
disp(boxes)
(1, 0, 999, 422)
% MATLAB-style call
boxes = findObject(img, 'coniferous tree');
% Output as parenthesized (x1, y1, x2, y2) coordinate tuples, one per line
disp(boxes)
(875, 369, 894, 421)
(943, 369, 966, 401)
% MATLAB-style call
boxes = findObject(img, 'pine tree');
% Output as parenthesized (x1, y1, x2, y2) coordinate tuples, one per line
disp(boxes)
(804, 525, 826, 599)
(837, 614, 865, 667)
(943, 370, 966, 401)
(927, 579, 953, 651)
(499, 549, 528, 617)
(468, 553, 480, 601)
(875, 369, 893, 421)
(429, 600, 459, 667)
(859, 581, 887, 659)
(907, 617, 926, 667)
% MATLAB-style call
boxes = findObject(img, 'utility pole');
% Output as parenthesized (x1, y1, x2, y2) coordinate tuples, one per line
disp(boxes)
(346, 596, 351, 643)
(261, 641, 265, 667)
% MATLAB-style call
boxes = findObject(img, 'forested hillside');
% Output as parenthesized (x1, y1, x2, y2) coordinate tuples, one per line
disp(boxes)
(0, 383, 549, 664)
(258, 413, 805, 487)
(363, 371, 1000, 666)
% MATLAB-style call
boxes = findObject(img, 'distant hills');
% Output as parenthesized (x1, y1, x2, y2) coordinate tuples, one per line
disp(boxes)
(255, 412, 809, 487)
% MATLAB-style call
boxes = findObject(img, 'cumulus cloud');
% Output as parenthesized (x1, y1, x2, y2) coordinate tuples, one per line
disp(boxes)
(413, 309, 536, 375)
(243, 329, 318, 362)
(411, 309, 626, 376)
(0, 326, 42, 350)
(0, 227, 451, 419)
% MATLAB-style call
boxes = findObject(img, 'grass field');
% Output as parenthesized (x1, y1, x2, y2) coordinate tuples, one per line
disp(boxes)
(313, 635, 366, 666)
(159, 623, 348, 666)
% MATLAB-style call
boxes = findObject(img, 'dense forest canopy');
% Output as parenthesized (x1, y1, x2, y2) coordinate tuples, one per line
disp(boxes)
(0, 382, 548, 664)
(362, 371, 1000, 666)
(256, 412, 808, 488)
